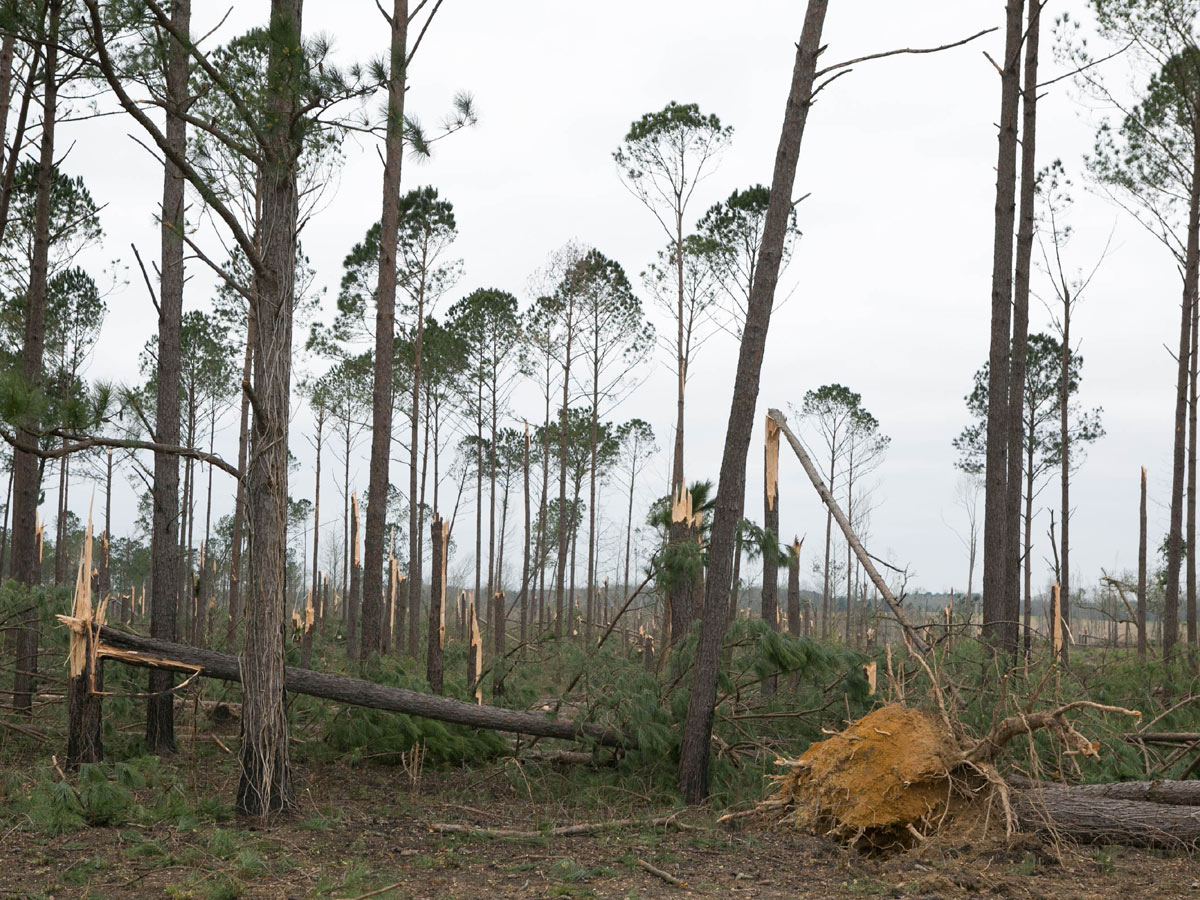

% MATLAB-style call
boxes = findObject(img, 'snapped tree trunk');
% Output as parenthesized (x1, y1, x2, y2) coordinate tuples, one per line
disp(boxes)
(427, 516, 448, 694)
(676, 0, 830, 803)
(762, 415, 780, 695)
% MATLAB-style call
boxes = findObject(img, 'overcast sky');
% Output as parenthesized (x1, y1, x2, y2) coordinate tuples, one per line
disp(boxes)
(54, 1, 1179, 598)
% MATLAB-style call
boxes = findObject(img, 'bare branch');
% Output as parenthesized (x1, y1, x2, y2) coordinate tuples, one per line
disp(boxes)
(816, 27, 996, 77)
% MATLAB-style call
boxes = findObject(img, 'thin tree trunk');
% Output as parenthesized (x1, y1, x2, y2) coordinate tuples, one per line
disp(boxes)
(1007, 0, 1040, 658)
(1189, 292, 1198, 665)
(348, 494, 360, 660)
(981, 0, 1025, 654)
(12, 0, 60, 714)
(762, 417, 780, 695)
(310, 406, 323, 642)
(1060, 283, 1073, 666)
(677, 0, 829, 803)
(520, 424, 531, 645)
(1139, 466, 1148, 659)
(0, 462, 12, 581)
(227, 312, 253, 648)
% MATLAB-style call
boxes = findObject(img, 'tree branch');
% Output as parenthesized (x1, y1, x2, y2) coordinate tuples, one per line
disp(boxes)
(0, 428, 239, 477)
(816, 27, 997, 77)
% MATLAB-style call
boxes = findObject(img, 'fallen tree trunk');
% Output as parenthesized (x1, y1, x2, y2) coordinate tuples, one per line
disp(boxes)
(96, 626, 626, 747)
(1011, 776, 1200, 808)
(1015, 788, 1200, 848)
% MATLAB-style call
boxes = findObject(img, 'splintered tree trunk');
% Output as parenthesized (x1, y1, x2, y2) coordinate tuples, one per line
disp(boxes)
(787, 539, 802, 637)
(677, 0, 829, 802)
(11, 0, 60, 714)
(762, 415, 780, 696)
(236, 0, 304, 816)
(981, 0, 1025, 654)
(1139, 466, 1148, 659)
(427, 516, 448, 694)
(347, 494, 360, 662)
(363, 0, 409, 662)
(492, 591, 505, 697)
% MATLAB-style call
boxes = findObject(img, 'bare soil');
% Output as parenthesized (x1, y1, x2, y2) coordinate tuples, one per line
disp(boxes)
(3, 738, 1200, 900)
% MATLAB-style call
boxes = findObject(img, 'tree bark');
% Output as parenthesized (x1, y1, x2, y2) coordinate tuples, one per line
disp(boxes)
(520, 424, 531, 645)
(1164, 91, 1200, 663)
(97, 625, 624, 746)
(363, 0, 409, 662)
(1006, 0, 1040, 657)
(1139, 466, 1148, 659)
(981, 0, 1025, 655)
(11, 0, 61, 714)
(347, 494, 360, 661)
(1015, 788, 1200, 848)
(787, 538, 801, 637)
(227, 310, 253, 648)
(1189, 288, 1198, 664)
(676, 0, 829, 803)
(762, 416, 780, 695)
(427, 516, 447, 694)
(235, 0, 305, 816)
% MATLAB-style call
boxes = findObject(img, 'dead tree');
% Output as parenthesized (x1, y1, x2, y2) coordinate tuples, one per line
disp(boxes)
(427, 516, 448, 694)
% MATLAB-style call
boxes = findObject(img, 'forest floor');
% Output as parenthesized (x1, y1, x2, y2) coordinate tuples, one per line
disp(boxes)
(3, 737, 1199, 900)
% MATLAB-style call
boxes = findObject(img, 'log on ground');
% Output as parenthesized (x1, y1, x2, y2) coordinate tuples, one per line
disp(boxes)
(96, 626, 625, 747)
(1015, 788, 1200, 848)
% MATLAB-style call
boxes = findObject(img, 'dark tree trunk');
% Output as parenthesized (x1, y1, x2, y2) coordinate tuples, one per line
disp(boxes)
(427, 516, 447, 694)
(787, 539, 801, 637)
(762, 417, 780, 696)
(347, 495, 360, 661)
(99, 625, 624, 746)
(310, 407, 323, 643)
(520, 424, 531, 645)
(227, 311, 253, 649)
(235, 0, 305, 816)
(1139, 466, 1148, 659)
(66, 636, 103, 769)
(1006, 0, 1040, 657)
(677, 0, 828, 803)
(1189, 292, 1198, 663)
(11, 0, 61, 714)
(1060, 285, 1072, 666)
(364, 0, 409, 661)
(1163, 93, 1200, 663)
(981, 0, 1025, 654)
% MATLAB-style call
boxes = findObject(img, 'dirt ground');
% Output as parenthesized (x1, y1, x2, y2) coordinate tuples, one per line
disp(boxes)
(3, 739, 1200, 900)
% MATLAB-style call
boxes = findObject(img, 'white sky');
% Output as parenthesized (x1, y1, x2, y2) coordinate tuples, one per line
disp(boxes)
(54, 1, 1179, 597)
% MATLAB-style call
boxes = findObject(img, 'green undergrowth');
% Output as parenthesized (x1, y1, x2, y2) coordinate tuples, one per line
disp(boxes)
(0, 754, 235, 835)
